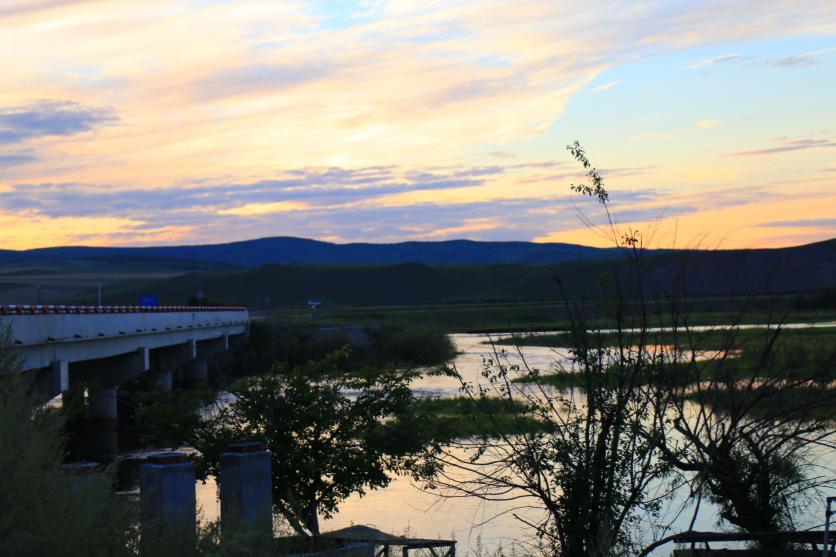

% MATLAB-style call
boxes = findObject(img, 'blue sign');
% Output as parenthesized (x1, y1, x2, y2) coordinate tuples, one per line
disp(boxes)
(139, 295, 159, 307)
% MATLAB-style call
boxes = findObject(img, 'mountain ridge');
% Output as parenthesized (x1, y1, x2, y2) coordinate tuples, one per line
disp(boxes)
(1, 236, 833, 268)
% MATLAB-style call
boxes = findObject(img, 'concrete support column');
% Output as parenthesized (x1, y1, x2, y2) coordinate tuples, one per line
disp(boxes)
(33, 359, 70, 401)
(150, 369, 173, 392)
(219, 441, 273, 535)
(140, 452, 196, 551)
(186, 361, 209, 385)
(70, 347, 150, 390)
(53, 360, 70, 393)
(88, 386, 118, 422)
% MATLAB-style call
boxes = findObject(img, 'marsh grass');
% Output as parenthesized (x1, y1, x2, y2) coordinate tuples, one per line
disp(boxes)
(494, 326, 836, 350)
(411, 396, 547, 439)
(0, 338, 136, 556)
(684, 384, 836, 421)
(236, 320, 455, 379)
(508, 327, 836, 390)
(270, 302, 836, 334)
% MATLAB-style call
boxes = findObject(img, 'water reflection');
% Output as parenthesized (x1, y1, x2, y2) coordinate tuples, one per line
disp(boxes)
(322, 332, 831, 554)
(188, 334, 711, 553)
(102, 329, 833, 555)
(411, 333, 566, 399)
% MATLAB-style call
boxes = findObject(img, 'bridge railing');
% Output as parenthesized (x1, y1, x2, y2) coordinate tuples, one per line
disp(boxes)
(0, 305, 246, 315)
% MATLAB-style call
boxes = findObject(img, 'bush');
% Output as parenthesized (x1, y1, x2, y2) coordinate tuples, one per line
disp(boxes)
(0, 331, 135, 556)
(233, 320, 454, 380)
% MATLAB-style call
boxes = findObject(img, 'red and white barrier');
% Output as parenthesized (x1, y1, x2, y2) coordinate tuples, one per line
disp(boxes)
(0, 305, 246, 315)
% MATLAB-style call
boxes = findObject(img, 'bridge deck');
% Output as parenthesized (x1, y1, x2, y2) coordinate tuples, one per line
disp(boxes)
(1, 305, 249, 371)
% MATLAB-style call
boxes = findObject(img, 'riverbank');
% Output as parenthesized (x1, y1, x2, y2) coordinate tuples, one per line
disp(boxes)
(490, 324, 836, 348)
(503, 326, 836, 389)
(259, 301, 836, 334)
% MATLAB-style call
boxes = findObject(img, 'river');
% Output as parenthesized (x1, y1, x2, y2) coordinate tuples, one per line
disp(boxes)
(179, 329, 833, 555)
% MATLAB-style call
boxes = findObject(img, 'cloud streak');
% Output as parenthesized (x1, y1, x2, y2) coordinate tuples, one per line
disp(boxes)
(0, 151, 38, 166)
(768, 46, 836, 67)
(759, 217, 836, 228)
(0, 1, 834, 248)
(686, 53, 746, 69)
(729, 137, 836, 157)
(0, 165, 498, 218)
(194, 63, 335, 100)
(0, 100, 116, 145)
(0, 162, 683, 245)
(592, 81, 619, 92)
(696, 119, 723, 128)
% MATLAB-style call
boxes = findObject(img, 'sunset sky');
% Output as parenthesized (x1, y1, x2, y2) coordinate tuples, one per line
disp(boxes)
(1, 0, 834, 250)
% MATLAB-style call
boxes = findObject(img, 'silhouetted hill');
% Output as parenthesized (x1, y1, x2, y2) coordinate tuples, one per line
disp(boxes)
(0, 237, 621, 267)
(101, 239, 836, 307)
(645, 239, 836, 297)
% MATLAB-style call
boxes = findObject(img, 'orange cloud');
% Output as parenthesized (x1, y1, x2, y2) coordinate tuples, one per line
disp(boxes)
(1, 1, 835, 248)
(535, 186, 836, 249)
(218, 201, 310, 216)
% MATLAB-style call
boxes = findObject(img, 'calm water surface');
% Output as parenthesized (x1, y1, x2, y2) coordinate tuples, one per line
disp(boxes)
(337, 330, 831, 553)
(116, 328, 834, 555)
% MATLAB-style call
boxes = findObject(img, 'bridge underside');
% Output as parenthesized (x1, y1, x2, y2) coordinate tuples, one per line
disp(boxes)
(31, 335, 242, 401)
(2, 306, 248, 402)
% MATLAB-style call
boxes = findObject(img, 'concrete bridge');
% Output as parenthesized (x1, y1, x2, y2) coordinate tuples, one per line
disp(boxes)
(1, 304, 249, 421)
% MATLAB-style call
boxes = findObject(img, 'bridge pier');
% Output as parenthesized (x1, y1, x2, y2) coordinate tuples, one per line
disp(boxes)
(220, 442, 272, 535)
(32, 359, 69, 401)
(150, 341, 196, 392)
(51, 359, 69, 394)
(88, 386, 118, 422)
(140, 452, 196, 554)
(5, 305, 248, 460)
(71, 347, 150, 390)
(186, 361, 209, 385)
(150, 369, 173, 392)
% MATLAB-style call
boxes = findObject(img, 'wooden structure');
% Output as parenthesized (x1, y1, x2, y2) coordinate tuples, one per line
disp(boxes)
(638, 529, 836, 556)
(321, 525, 456, 557)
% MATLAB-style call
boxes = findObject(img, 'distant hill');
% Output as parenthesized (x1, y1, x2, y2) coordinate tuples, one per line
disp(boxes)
(102, 239, 836, 307)
(0, 237, 622, 267)
(0, 256, 239, 306)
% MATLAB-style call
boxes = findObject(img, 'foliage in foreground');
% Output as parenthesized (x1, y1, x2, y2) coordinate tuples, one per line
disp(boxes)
(425, 142, 836, 557)
(234, 320, 455, 379)
(0, 331, 136, 557)
(0, 331, 286, 557)
(150, 349, 437, 537)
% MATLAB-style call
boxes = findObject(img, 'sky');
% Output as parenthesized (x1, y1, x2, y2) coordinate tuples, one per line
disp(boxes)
(1, 0, 835, 250)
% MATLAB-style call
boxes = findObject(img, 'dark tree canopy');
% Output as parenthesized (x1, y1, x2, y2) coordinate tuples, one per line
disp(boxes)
(192, 350, 435, 536)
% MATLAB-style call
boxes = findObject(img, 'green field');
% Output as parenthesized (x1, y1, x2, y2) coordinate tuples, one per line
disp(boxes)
(493, 323, 836, 348)
(2, 254, 833, 336)
(0, 258, 231, 305)
(261, 303, 836, 334)
(508, 326, 836, 389)
(411, 396, 547, 438)
(66, 245, 836, 310)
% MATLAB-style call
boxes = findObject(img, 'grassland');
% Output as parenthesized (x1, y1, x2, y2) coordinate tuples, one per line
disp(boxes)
(411, 396, 547, 438)
(262, 303, 836, 334)
(508, 327, 836, 389)
(494, 323, 836, 348)
(0, 257, 233, 305)
(77, 245, 836, 317)
(2, 254, 833, 337)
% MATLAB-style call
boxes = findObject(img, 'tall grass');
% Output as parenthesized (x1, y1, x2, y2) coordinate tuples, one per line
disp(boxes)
(0, 331, 135, 556)
(234, 320, 455, 379)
